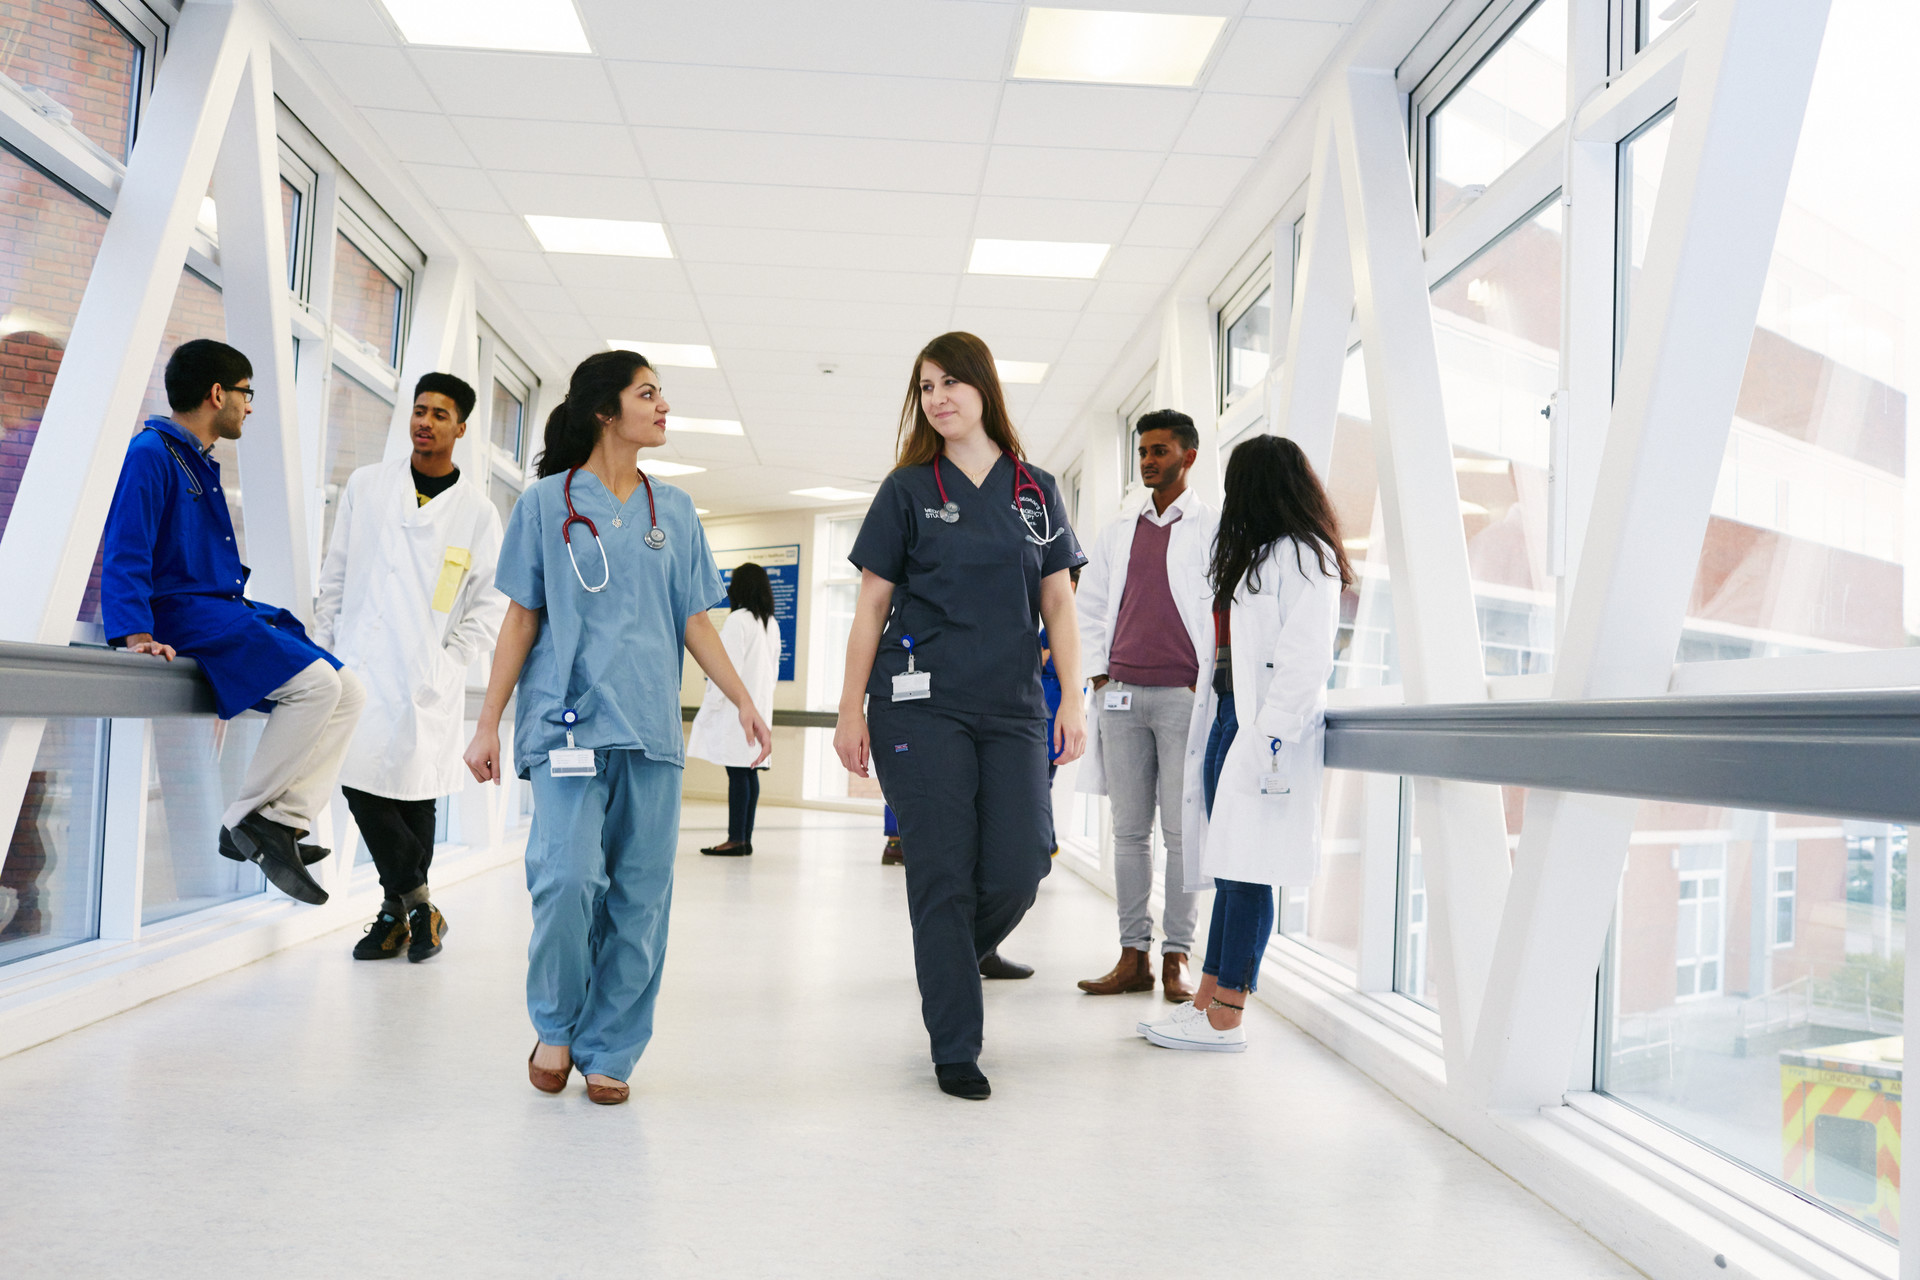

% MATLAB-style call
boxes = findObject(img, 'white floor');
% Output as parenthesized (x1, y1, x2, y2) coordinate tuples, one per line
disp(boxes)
(0, 802, 1641, 1278)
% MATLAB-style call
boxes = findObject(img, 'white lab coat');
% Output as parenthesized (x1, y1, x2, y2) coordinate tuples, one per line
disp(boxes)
(1074, 487, 1219, 795)
(1179, 539, 1342, 891)
(686, 609, 779, 768)
(313, 458, 507, 801)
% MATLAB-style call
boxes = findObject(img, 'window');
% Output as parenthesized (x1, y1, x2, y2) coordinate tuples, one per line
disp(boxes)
(1426, 0, 1569, 232)
(331, 230, 403, 367)
(0, 0, 141, 161)
(0, 717, 104, 964)
(491, 378, 525, 465)
(1637, 0, 1688, 49)
(323, 371, 393, 549)
(1674, 845, 1725, 999)
(1771, 843, 1796, 948)
(1613, 107, 1672, 374)
(1281, 768, 1394, 971)
(1221, 280, 1273, 408)
(1328, 348, 1399, 689)
(279, 177, 301, 291)
(141, 719, 265, 924)
(1431, 198, 1563, 676)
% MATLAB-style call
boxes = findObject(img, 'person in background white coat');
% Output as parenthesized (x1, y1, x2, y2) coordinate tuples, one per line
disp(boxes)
(1138, 435, 1348, 1054)
(313, 372, 507, 962)
(690, 561, 780, 856)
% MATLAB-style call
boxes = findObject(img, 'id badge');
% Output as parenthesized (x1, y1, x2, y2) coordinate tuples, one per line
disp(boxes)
(892, 670, 931, 701)
(1259, 771, 1290, 796)
(549, 747, 597, 777)
(1103, 689, 1133, 711)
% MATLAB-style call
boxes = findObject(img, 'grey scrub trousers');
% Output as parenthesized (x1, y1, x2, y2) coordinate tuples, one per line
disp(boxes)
(850, 453, 1086, 1066)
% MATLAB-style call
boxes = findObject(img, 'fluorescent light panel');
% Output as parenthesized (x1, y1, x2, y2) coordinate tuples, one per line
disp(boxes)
(526, 216, 671, 258)
(996, 360, 1049, 385)
(791, 487, 873, 502)
(969, 238, 1109, 279)
(667, 416, 744, 436)
(378, 0, 590, 53)
(643, 460, 705, 477)
(1014, 9, 1226, 87)
(607, 340, 717, 369)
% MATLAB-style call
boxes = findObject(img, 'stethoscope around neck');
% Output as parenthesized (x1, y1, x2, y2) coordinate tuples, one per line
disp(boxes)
(562, 465, 665, 593)
(933, 453, 1065, 545)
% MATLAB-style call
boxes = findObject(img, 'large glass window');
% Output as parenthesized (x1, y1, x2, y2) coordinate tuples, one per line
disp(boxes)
(1394, 782, 1525, 1009)
(1326, 349, 1400, 689)
(323, 372, 392, 549)
(1281, 768, 1397, 971)
(0, 717, 104, 964)
(0, 0, 141, 161)
(1427, 0, 1568, 231)
(491, 378, 524, 465)
(331, 232, 402, 367)
(140, 718, 265, 924)
(1222, 285, 1272, 407)
(280, 177, 301, 291)
(1601, 800, 1905, 1242)
(1431, 200, 1563, 676)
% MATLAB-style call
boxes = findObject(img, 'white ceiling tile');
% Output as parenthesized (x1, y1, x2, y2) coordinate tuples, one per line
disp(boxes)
(955, 275, 1097, 311)
(1244, 0, 1367, 19)
(440, 209, 542, 253)
(1145, 153, 1253, 206)
(1062, 338, 1124, 365)
(402, 164, 510, 213)
(487, 173, 662, 221)
(1205, 19, 1346, 96)
(268, 0, 393, 42)
(992, 83, 1197, 153)
(970, 196, 1138, 243)
(683, 262, 954, 307)
(407, 51, 626, 123)
(950, 307, 1091, 341)
(703, 323, 923, 359)
(724, 350, 904, 381)
(452, 119, 645, 176)
(545, 256, 688, 292)
(636, 128, 986, 195)
(306, 41, 439, 112)
(607, 63, 1000, 144)
(699, 296, 954, 334)
(1101, 245, 1191, 285)
(1176, 93, 1298, 157)
(583, 0, 1017, 79)
(474, 248, 558, 285)
(652, 182, 976, 237)
(500, 282, 578, 312)
(1072, 310, 1151, 342)
(571, 288, 708, 324)
(1124, 202, 1220, 248)
(1085, 279, 1171, 313)
(981, 147, 1165, 203)
(671, 226, 962, 275)
(359, 109, 478, 166)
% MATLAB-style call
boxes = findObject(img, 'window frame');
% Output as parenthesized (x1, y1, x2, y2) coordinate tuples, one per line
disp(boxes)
(330, 201, 413, 373)
(1215, 257, 1274, 414)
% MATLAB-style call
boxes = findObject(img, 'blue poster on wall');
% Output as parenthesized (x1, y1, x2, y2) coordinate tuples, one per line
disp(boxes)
(714, 544, 800, 682)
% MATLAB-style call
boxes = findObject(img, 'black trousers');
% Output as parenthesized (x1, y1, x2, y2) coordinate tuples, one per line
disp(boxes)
(342, 787, 437, 901)
(869, 701, 1052, 1065)
(725, 766, 761, 843)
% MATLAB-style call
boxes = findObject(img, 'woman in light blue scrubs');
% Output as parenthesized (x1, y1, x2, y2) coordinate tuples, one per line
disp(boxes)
(465, 349, 771, 1106)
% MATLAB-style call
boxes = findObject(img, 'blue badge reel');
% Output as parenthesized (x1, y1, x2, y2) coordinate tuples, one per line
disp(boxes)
(550, 707, 598, 777)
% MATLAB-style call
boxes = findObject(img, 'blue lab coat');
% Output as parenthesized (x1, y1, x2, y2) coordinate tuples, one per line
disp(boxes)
(101, 417, 338, 720)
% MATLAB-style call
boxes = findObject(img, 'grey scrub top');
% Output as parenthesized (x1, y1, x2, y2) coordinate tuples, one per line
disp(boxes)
(850, 454, 1085, 719)
(496, 468, 727, 778)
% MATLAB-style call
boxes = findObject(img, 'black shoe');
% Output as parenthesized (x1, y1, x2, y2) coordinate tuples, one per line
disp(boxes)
(881, 837, 903, 866)
(223, 812, 328, 905)
(701, 841, 752, 856)
(935, 1062, 990, 1100)
(407, 903, 447, 962)
(298, 843, 330, 866)
(979, 951, 1033, 980)
(352, 909, 409, 960)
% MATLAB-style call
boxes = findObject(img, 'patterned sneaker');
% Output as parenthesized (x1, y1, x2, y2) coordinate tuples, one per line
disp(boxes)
(407, 902, 448, 963)
(352, 909, 408, 960)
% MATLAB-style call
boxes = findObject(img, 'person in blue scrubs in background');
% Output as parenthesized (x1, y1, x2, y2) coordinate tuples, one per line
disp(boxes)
(835, 331, 1087, 1102)
(103, 339, 363, 906)
(464, 349, 771, 1107)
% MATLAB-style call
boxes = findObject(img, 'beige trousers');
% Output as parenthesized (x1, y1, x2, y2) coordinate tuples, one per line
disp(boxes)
(221, 660, 366, 835)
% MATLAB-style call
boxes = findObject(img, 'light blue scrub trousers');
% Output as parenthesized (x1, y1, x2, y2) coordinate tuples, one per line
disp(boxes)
(525, 750, 680, 1082)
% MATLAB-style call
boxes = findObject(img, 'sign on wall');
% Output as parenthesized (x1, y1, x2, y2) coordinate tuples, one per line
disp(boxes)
(712, 544, 799, 682)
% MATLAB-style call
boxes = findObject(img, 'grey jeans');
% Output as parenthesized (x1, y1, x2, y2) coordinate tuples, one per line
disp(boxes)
(1096, 680, 1200, 954)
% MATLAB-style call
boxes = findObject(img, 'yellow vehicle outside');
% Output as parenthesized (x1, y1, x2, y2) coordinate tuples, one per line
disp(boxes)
(1780, 1036, 1901, 1236)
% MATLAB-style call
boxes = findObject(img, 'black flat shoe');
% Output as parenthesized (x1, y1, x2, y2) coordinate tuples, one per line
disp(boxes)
(701, 842, 752, 856)
(935, 1062, 990, 1100)
(223, 813, 328, 905)
(220, 832, 328, 867)
(978, 951, 1033, 980)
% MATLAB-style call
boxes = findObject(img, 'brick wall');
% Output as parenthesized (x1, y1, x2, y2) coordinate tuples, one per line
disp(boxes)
(0, 0, 138, 161)
(331, 232, 399, 366)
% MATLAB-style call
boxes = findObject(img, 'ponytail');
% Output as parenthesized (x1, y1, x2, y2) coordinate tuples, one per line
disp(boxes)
(534, 348, 652, 478)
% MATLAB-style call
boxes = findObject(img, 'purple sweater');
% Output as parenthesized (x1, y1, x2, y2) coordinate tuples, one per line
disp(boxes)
(1107, 512, 1197, 688)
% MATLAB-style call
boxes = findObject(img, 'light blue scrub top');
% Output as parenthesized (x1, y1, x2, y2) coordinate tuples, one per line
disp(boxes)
(495, 468, 727, 780)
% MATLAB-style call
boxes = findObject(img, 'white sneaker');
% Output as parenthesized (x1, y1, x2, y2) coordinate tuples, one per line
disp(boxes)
(1136, 1000, 1207, 1038)
(1144, 1008, 1248, 1053)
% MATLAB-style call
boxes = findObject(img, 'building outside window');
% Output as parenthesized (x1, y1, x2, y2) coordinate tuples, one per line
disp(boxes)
(0, 0, 141, 161)
(1425, 0, 1568, 231)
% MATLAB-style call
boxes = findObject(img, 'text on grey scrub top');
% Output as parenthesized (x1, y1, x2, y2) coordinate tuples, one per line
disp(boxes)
(495, 468, 727, 779)
(850, 454, 1086, 719)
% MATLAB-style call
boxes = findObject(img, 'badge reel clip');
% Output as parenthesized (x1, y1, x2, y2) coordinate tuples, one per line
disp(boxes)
(891, 635, 931, 702)
(550, 708, 598, 777)
(1102, 686, 1132, 712)
(1259, 738, 1290, 796)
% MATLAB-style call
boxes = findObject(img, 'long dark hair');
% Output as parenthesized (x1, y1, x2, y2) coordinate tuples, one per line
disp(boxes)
(727, 562, 775, 624)
(534, 348, 653, 478)
(894, 331, 1026, 468)
(1208, 435, 1354, 611)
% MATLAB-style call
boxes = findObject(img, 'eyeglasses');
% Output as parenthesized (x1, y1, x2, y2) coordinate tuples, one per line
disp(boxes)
(222, 384, 255, 403)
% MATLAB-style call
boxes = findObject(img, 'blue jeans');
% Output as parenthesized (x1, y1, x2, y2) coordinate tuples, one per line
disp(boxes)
(1200, 693, 1274, 993)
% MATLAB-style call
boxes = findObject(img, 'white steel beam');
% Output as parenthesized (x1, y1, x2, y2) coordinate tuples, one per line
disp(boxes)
(1154, 294, 1220, 504)
(1270, 110, 1353, 479)
(1468, 0, 1832, 1112)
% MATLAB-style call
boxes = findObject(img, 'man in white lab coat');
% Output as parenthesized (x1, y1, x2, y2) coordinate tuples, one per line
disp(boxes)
(314, 373, 507, 962)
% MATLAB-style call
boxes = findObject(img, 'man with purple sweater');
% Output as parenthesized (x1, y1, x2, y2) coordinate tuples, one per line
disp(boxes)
(1074, 410, 1218, 1001)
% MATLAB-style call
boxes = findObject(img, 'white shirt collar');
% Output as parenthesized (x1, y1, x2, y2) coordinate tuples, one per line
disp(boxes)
(1135, 485, 1194, 527)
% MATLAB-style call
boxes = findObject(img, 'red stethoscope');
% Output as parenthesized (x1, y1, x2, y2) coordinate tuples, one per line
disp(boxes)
(933, 454, 1064, 545)
(562, 466, 664, 594)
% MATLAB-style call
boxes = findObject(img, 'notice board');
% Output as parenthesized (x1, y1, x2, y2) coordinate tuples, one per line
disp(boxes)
(712, 544, 799, 682)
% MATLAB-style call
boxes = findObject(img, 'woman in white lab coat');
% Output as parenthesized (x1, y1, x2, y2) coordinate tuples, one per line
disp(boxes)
(1138, 435, 1349, 1054)
(689, 561, 781, 855)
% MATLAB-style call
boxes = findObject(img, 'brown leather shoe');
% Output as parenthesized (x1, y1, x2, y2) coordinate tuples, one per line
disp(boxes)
(586, 1078, 630, 1105)
(529, 1043, 571, 1094)
(1078, 947, 1153, 994)
(1162, 952, 1195, 1003)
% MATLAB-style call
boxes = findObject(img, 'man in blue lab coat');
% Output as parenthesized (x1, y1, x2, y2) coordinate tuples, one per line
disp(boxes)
(101, 339, 363, 905)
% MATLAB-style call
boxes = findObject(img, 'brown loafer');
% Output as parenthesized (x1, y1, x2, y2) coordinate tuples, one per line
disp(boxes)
(1162, 952, 1196, 1003)
(529, 1043, 571, 1094)
(585, 1078, 630, 1105)
(1078, 947, 1154, 995)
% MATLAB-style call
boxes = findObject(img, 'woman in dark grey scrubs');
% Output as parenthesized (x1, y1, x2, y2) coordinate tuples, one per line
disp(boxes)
(835, 331, 1088, 1101)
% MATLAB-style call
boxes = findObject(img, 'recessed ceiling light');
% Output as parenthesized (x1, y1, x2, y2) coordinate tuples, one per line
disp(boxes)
(1013, 9, 1226, 88)
(695, 507, 711, 515)
(377, 0, 591, 53)
(667, 417, 744, 436)
(607, 340, 717, 369)
(996, 360, 1049, 384)
(643, 460, 705, 477)
(968, 238, 1109, 279)
(791, 486, 874, 502)
(527, 216, 671, 258)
